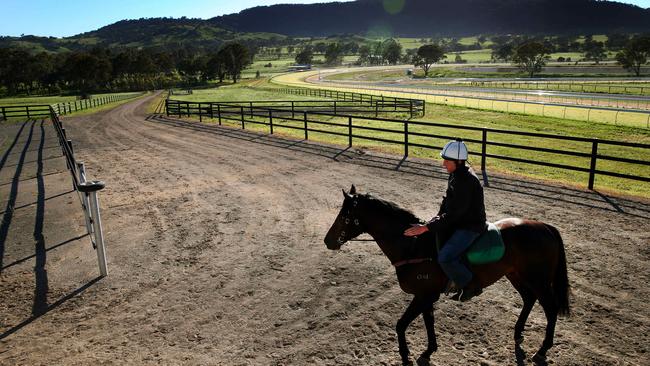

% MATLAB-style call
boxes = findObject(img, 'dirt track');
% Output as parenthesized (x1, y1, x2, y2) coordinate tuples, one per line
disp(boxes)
(1, 94, 649, 365)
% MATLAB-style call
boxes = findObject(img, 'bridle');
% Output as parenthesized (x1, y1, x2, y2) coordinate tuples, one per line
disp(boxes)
(337, 197, 374, 244)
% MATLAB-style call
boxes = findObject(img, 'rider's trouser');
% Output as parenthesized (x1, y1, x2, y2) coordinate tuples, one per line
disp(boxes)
(438, 229, 480, 288)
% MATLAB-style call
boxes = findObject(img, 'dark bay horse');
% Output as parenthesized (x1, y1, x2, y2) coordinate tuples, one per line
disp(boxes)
(324, 185, 570, 366)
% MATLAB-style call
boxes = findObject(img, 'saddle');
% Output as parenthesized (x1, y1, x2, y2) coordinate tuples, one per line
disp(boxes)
(437, 222, 505, 265)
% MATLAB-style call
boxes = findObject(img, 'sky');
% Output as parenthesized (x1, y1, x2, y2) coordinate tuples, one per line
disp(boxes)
(1, 0, 648, 38)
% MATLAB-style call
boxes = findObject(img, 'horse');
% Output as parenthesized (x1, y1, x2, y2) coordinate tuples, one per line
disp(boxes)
(324, 185, 570, 366)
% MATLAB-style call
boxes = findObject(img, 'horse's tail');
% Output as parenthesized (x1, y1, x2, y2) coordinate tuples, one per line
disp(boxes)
(546, 224, 571, 317)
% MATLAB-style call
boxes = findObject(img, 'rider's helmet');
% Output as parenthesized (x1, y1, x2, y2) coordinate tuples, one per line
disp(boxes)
(441, 138, 469, 161)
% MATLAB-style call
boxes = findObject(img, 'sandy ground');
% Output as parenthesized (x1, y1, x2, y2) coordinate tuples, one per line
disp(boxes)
(1, 94, 649, 365)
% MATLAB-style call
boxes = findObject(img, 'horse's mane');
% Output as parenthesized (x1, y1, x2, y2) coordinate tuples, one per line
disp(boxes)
(359, 194, 422, 225)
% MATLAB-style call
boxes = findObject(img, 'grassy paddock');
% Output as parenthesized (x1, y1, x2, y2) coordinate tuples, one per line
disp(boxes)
(0, 92, 140, 106)
(265, 73, 650, 197)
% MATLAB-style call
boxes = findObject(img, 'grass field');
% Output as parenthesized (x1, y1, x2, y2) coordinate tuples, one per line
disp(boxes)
(0, 92, 142, 106)
(0, 92, 146, 119)
(163, 77, 650, 197)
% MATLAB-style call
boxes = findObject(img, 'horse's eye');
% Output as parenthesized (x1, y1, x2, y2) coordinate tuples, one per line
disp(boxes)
(345, 218, 350, 224)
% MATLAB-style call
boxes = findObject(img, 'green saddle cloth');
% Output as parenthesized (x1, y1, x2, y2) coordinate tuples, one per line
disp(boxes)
(466, 222, 505, 264)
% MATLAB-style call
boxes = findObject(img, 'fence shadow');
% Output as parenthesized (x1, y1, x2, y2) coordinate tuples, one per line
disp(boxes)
(0, 276, 103, 341)
(146, 114, 650, 219)
(0, 121, 35, 272)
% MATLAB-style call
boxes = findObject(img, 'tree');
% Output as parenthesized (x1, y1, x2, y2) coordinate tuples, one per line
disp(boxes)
(324, 42, 343, 65)
(218, 42, 251, 83)
(414, 44, 446, 77)
(382, 39, 402, 65)
(357, 45, 371, 65)
(204, 51, 227, 82)
(491, 44, 514, 62)
(512, 42, 550, 78)
(583, 41, 606, 64)
(615, 37, 650, 77)
(295, 46, 313, 65)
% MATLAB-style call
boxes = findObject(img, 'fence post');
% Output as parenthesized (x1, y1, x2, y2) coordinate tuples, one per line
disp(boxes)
(249, 102, 253, 118)
(1, 106, 5, 121)
(588, 140, 599, 190)
(304, 112, 308, 140)
(404, 120, 409, 158)
(291, 101, 295, 119)
(334, 101, 337, 115)
(165, 99, 169, 117)
(77, 181, 108, 277)
(348, 116, 353, 148)
(409, 100, 414, 118)
(269, 109, 274, 134)
(199, 103, 203, 122)
(217, 104, 222, 125)
(241, 106, 245, 129)
(26, 106, 30, 119)
(481, 129, 489, 187)
(209, 102, 214, 119)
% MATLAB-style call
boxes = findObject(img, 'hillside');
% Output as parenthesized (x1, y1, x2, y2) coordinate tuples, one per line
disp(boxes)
(212, 0, 650, 37)
(0, 18, 287, 52)
(1, 0, 648, 52)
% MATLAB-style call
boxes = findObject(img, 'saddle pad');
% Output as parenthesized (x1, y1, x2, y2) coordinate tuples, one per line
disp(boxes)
(466, 222, 505, 265)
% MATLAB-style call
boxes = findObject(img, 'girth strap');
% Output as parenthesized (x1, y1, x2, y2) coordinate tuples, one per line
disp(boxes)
(392, 257, 434, 268)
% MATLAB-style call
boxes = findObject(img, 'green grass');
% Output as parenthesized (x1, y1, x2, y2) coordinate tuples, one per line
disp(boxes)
(168, 80, 333, 103)
(0, 92, 141, 106)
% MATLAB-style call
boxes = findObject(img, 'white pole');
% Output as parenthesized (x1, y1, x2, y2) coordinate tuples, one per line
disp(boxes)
(89, 190, 108, 277)
(78, 181, 107, 276)
(77, 162, 95, 248)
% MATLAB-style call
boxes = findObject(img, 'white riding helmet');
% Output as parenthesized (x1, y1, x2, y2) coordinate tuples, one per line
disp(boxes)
(441, 139, 469, 161)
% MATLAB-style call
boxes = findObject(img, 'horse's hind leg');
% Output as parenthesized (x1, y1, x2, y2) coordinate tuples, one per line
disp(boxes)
(532, 287, 558, 364)
(507, 275, 537, 345)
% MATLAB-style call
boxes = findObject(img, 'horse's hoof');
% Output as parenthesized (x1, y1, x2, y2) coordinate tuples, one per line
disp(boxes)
(416, 355, 431, 366)
(532, 351, 547, 365)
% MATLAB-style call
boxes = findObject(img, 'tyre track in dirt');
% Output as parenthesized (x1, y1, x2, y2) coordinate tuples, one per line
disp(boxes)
(2, 93, 648, 365)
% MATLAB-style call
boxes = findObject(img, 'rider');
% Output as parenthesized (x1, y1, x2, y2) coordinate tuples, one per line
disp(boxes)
(404, 138, 486, 301)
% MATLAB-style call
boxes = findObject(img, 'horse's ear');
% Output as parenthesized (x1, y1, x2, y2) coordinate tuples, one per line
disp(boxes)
(350, 184, 356, 195)
(342, 189, 351, 199)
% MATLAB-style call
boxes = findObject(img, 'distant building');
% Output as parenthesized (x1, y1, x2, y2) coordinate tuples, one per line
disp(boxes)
(288, 64, 312, 71)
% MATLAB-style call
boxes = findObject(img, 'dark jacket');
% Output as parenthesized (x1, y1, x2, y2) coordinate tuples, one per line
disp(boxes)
(426, 165, 486, 233)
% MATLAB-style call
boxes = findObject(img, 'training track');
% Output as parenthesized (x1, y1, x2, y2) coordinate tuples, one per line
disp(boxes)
(1, 94, 648, 365)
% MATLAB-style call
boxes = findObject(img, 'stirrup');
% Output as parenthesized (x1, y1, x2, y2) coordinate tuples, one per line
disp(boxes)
(444, 280, 460, 296)
(456, 287, 483, 302)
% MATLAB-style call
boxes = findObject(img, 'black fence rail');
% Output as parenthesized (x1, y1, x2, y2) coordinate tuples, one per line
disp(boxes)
(52, 93, 144, 116)
(165, 102, 650, 191)
(0, 105, 52, 120)
(166, 97, 421, 120)
(274, 87, 426, 117)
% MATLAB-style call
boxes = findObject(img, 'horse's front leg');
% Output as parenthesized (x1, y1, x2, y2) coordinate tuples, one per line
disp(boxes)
(396, 296, 425, 366)
(417, 296, 439, 365)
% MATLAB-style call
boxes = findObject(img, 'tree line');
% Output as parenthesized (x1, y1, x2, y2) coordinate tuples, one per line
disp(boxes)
(0, 42, 251, 97)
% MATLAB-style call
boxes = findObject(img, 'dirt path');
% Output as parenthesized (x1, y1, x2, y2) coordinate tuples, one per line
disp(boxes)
(1, 94, 649, 365)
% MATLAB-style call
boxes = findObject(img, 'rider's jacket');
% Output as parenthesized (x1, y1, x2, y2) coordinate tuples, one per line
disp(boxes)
(426, 165, 486, 233)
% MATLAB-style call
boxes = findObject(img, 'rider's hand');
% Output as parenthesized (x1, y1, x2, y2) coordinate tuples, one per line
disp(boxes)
(404, 224, 428, 237)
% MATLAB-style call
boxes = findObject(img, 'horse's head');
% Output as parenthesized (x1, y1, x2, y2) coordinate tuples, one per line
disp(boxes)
(324, 185, 366, 250)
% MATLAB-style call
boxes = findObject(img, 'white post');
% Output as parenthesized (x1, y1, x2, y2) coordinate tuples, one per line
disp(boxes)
(78, 181, 107, 276)
(76, 162, 96, 248)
